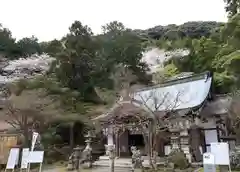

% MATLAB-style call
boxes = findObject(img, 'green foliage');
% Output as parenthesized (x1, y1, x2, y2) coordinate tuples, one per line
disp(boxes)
(163, 63, 180, 78)
(152, 64, 180, 84)
(224, 0, 240, 17)
(167, 150, 189, 169)
(41, 39, 63, 56)
(145, 21, 223, 40)
(16, 36, 42, 56)
(0, 24, 43, 58)
(157, 14, 240, 93)
(100, 21, 150, 84)
(213, 72, 236, 93)
(0, 24, 19, 58)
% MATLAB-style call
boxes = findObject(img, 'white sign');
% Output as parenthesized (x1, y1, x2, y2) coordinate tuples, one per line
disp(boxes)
(211, 142, 230, 165)
(21, 148, 29, 169)
(28, 151, 44, 163)
(203, 152, 215, 165)
(203, 164, 216, 172)
(205, 130, 218, 144)
(6, 148, 20, 169)
(164, 145, 171, 155)
(31, 132, 39, 151)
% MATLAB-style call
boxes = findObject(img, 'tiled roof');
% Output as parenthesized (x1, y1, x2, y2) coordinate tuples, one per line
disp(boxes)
(94, 72, 213, 121)
(132, 72, 212, 111)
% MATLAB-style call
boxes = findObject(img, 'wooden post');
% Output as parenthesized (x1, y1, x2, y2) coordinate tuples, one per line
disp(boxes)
(219, 165, 229, 172)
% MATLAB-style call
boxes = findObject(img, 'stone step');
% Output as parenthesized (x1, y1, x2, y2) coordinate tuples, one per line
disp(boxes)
(92, 167, 134, 172)
(99, 156, 162, 161)
(93, 160, 132, 168)
(93, 159, 164, 168)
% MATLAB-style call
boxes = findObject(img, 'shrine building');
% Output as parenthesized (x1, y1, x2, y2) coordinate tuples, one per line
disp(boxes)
(94, 71, 233, 163)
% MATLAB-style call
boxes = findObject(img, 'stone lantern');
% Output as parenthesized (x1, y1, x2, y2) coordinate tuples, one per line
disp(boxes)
(81, 131, 96, 168)
(84, 131, 95, 151)
(105, 144, 116, 172)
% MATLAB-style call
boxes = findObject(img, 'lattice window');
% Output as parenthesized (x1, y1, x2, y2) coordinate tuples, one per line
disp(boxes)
(180, 137, 189, 145)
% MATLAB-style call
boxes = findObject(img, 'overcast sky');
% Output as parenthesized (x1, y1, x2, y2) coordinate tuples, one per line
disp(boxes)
(0, 0, 228, 41)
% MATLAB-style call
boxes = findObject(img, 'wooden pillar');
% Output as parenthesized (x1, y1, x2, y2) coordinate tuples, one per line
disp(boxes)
(189, 124, 202, 162)
(115, 132, 120, 157)
(107, 127, 114, 145)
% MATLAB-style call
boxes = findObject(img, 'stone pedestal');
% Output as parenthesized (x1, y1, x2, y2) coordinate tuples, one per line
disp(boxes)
(105, 144, 116, 172)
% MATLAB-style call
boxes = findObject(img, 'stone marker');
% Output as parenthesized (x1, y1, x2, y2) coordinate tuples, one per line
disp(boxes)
(203, 152, 216, 172)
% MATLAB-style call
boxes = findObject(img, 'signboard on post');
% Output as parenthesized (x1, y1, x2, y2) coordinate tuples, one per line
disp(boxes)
(21, 148, 29, 169)
(5, 148, 20, 170)
(203, 152, 215, 164)
(31, 132, 39, 151)
(28, 151, 44, 163)
(27, 151, 44, 172)
(210, 142, 231, 172)
(203, 152, 216, 172)
(210, 142, 230, 165)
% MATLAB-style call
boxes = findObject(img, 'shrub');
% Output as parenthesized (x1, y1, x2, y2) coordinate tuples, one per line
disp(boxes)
(167, 149, 189, 170)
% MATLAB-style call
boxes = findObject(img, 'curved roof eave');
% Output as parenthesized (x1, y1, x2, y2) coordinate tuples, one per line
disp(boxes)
(132, 74, 212, 112)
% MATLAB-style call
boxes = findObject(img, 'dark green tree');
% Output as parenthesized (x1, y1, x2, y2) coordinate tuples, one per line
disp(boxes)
(100, 21, 151, 84)
(224, 0, 240, 17)
(17, 36, 42, 56)
(54, 21, 104, 103)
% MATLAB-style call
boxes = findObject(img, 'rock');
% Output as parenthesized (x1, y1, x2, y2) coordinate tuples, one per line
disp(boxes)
(141, 47, 189, 73)
(0, 53, 55, 102)
(0, 54, 54, 84)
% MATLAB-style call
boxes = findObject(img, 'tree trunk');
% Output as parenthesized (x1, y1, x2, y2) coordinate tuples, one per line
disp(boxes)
(84, 87, 104, 104)
(189, 125, 202, 162)
(22, 115, 29, 147)
(236, 130, 240, 145)
(116, 133, 119, 157)
(148, 131, 155, 169)
(219, 166, 228, 172)
(23, 128, 29, 147)
(70, 123, 74, 149)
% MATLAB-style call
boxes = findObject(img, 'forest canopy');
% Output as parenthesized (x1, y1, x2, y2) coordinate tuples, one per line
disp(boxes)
(1, 19, 240, 95)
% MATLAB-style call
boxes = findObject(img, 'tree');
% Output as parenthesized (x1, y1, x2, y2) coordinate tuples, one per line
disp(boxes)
(102, 21, 125, 34)
(0, 77, 93, 149)
(41, 39, 63, 56)
(110, 65, 137, 97)
(54, 21, 104, 103)
(0, 24, 20, 58)
(227, 91, 240, 145)
(16, 36, 42, 56)
(1, 86, 61, 146)
(100, 21, 150, 84)
(130, 88, 187, 169)
(143, 21, 222, 40)
(224, 0, 240, 17)
(221, 13, 240, 49)
(163, 30, 185, 40)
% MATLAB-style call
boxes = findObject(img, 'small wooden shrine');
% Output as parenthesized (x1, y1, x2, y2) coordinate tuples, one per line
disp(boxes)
(94, 72, 233, 162)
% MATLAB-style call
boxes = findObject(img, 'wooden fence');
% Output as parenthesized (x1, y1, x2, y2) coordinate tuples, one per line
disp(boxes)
(0, 134, 18, 164)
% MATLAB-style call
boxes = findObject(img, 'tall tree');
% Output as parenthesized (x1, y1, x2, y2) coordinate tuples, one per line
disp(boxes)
(54, 21, 103, 103)
(100, 21, 151, 84)
(0, 24, 19, 58)
(224, 0, 240, 17)
(1, 87, 60, 146)
(41, 39, 63, 56)
(17, 36, 42, 56)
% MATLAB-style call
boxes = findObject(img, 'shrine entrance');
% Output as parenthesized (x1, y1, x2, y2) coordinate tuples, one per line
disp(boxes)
(128, 134, 145, 155)
(129, 134, 144, 147)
